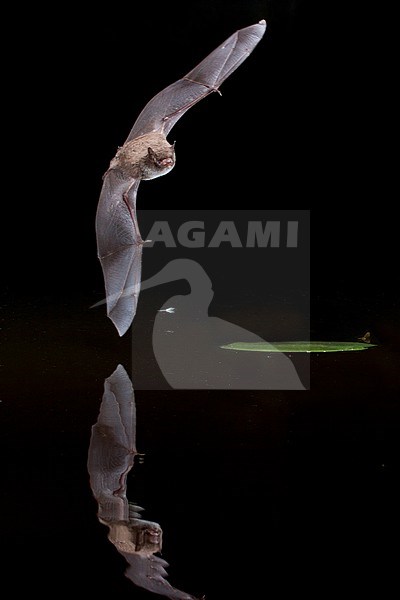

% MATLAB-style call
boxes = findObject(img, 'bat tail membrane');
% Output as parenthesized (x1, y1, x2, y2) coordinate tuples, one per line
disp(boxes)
(125, 20, 266, 140)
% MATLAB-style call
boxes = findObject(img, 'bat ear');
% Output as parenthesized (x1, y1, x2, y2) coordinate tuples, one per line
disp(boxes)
(148, 147, 157, 160)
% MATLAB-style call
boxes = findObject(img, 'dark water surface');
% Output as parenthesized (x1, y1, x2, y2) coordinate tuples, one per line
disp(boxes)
(1, 291, 399, 597)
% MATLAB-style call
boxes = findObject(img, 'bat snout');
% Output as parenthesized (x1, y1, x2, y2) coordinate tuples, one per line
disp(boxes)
(141, 154, 176, 180)
(160, 157, 174, 167)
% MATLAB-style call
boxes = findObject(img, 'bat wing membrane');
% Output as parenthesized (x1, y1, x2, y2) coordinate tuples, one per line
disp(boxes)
(124, 554, 199, 599)
(96, 171, 142, 335)
(126, 20, 266, 140)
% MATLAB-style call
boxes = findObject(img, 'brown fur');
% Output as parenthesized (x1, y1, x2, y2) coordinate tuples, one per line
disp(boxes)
(109, 132, 175, 179)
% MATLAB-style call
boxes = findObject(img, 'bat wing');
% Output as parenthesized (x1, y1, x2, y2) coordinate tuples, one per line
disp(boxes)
(88, 365, 137, 521)
(96, 170, 143, 336)
(124, 553, 200, 600)
(96, 364, 136, 451)
(125, 20, 266, 140)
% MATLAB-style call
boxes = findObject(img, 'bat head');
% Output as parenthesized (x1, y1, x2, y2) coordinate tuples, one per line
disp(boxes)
(107, 518, 163, 554)
(144, 143, 176, 179)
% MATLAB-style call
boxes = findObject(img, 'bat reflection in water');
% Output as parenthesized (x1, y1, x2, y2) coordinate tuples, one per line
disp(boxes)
(96, 20, 267, 336)
(87, 365, 201, 599)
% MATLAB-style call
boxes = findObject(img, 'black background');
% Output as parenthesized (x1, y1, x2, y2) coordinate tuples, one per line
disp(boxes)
(4, 0, 397, 341)
(2, 1, 399, 598)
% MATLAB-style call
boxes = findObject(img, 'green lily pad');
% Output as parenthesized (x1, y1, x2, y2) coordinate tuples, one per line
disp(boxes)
(220, 341, 377, 353)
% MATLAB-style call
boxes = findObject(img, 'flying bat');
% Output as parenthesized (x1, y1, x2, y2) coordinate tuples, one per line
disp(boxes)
(96, 20, 267, 336)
